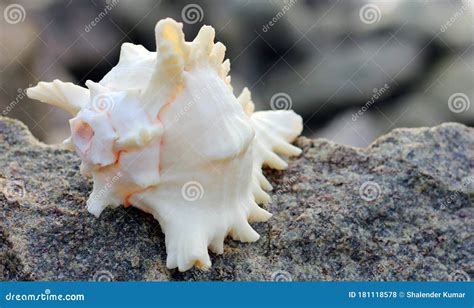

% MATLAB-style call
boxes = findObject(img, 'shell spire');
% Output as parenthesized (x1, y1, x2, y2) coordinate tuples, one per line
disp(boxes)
(27, 18, 303, 272)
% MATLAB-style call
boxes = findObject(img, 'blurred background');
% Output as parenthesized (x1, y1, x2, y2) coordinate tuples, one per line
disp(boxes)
(0, 0, 472, 147)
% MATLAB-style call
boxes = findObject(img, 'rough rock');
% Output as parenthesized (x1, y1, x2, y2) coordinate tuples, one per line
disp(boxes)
(0, 117, 472, 281)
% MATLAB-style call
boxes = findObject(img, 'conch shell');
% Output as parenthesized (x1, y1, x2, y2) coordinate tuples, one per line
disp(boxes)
(27, 18, 303, 271)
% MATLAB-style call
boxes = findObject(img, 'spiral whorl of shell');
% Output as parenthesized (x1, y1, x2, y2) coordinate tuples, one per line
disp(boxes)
(27, 18, 303, 271)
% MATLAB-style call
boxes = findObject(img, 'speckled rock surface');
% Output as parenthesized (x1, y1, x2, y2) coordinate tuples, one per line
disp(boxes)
(0, 116, 472, 281)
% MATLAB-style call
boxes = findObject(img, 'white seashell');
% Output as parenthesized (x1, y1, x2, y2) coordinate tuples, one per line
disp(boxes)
(27, 18, 303, 271)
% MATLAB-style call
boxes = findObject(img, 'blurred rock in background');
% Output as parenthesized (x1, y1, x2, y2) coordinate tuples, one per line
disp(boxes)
(0, 0, 472, 146)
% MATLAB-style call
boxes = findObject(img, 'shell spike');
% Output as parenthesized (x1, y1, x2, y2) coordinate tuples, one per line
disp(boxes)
(209, 235, 225, 254)
(220, 59, 231, 80)
(154, 18, 187, 74)
(230, 220, 260, 242)
(86, 181, 110, 217)
(248, 203, 272, 222)
(209, 42, 226, 70)
(27, 80, 89, 115)
(85, 80, 110, 97)
(253, 185, 271, 204)
(237, 87, 255, 115)
(172, 231, 212, 272)
(118, 42, 149, 65)
(189, 25, 215, 65)
(141, 18, 187, 116)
